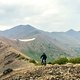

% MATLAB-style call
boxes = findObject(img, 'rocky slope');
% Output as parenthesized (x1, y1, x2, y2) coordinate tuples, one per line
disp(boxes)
(0, 39, 32, 76)
(1, 64, 80, 80)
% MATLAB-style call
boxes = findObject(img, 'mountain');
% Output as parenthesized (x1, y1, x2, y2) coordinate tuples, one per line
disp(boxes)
(0, 25, 43, 39)
(51, 30, 80, 46)
(0, 25, 68, 61)
(0, 26, 80, 79)
(0, 25, 80, 62)
(50, 29, 80, 57)
(66, 29, 76, 33)
(66, 29, 80, 40)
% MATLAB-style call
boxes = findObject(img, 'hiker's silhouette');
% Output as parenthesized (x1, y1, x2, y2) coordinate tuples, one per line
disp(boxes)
(40, 53, 47, 65)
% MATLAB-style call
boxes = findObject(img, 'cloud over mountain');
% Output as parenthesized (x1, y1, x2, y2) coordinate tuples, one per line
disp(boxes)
(0, 0, 80, 31)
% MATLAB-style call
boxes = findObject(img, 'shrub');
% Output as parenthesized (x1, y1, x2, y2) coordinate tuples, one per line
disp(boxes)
(48, 62, 52, 64)
(69, 57, 80, 64)
(52, 57, 68, 65)
(19, 56, 25, 60)
(16, 54, 27, 60)
(24, 58, 29, 61)
(29, 59, 36, 64)
(16, 54, 21, 58)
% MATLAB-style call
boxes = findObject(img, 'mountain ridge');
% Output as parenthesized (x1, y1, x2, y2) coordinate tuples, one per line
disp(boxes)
(1, 24, 80, 79)
(0, 24, 80, 62)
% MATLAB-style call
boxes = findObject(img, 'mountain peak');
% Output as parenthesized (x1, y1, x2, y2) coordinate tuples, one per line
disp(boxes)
(6, 24, 37, 33)
(67, 29, 76, 33)
(2, 24, 40, 39)
(15, 24, 36, 29)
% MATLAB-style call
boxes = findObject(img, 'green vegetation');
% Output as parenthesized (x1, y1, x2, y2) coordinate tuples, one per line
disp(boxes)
(69, 57, 80, 64)
(16, 54, 29, 61)
(52, 57, 68, 65)
(16, 53, 80, 65)
(21, 47, 80, 65)
(22, 47, 69, 63)
(52, 57, 80, 65)
(29, 59, 36, 64)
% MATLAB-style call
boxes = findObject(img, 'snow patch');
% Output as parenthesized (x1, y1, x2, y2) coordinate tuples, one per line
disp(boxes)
(12, 38, 36, 42)
(19, 38, 35, 42)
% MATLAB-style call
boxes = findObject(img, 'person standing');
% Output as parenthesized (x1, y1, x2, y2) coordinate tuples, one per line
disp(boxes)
(40, 53, 47, 65)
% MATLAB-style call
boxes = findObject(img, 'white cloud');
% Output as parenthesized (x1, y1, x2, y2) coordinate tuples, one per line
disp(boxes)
(0, 0, 80, 31)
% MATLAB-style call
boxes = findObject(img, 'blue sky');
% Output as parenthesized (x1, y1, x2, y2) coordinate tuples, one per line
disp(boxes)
(0, 0, 80, 32)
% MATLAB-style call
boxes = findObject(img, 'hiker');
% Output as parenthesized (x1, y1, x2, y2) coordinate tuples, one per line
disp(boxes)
(40, 53, 47, 65)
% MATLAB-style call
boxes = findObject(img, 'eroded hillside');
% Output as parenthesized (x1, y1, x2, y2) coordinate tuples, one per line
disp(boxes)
(0, 39, 33, 76)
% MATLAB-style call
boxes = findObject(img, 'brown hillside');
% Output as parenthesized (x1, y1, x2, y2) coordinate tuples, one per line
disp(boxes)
(0, 39, 32, 75)
(1, 64, 80, 80)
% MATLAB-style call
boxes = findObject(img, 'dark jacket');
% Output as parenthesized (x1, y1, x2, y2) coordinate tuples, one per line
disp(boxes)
(40, 53, 47, 60)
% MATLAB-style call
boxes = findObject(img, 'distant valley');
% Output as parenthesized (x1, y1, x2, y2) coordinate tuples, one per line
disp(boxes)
(0, 25, 80, 62)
